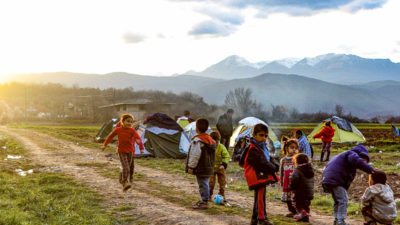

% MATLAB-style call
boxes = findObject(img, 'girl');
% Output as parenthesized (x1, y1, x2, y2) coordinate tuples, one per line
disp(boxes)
(280, 138, 299, 217)
(289, 153, 314, 222)
(313, 120, 335, 162)
(102, 114, 144, 191)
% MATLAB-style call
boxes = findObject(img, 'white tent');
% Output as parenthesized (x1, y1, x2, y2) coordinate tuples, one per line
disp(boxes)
(184, 121, 212, 141)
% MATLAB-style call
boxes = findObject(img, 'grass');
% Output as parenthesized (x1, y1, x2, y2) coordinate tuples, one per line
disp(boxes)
(0, 133, 124, 225)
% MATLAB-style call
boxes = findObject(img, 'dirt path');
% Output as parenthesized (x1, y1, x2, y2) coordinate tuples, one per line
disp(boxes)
(3, 127, 363, 225)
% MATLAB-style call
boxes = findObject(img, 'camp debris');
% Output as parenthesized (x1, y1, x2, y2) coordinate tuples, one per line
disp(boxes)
(135, 113, 190, 159)
(307, 116, 366, 144)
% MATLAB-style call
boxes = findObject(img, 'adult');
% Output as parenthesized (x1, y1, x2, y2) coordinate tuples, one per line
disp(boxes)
(295, 130, 312, 159)
(216, 109, 234, 149)
(322, 145, 375, 225)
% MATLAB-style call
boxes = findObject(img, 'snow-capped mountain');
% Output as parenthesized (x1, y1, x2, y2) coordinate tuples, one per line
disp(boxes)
(189, 53, 400, 82)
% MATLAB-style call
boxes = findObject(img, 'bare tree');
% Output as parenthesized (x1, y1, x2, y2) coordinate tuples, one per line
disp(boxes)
(335, 104, 344, 117)
(225, 88, 256, 117)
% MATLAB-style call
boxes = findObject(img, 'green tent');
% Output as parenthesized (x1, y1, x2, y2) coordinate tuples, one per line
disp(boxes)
(307, 116, 366, 144)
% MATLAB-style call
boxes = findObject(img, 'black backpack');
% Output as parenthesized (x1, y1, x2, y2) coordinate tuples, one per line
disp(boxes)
(232, 137, 251, 162)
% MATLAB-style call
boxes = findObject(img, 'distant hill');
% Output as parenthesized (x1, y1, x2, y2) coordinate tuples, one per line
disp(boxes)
(188, 53, 400, 83)
(2, 72, 222, 93)
(3, 72, 399, 117)
(193, 73, 400, 117)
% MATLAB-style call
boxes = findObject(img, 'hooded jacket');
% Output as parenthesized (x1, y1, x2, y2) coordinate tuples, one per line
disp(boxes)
(216, 114, 233, 137)
(289, 163, 314, 201)
(322, 145, 374, 190)
(186, 133, 216, 176)
(361, 184, 398, 224)
(313, 126, 335, 142)
(239, 138, 280, 190)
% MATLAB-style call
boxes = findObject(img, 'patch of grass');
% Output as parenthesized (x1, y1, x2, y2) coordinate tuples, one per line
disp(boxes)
(112, 205, 135, 212)
(0, 172, 118, 224)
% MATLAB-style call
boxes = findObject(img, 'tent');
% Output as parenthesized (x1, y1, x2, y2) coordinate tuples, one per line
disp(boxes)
(137, 113, 190, 158)
(95, 118, 119, 143)
(307, 116, 366, 144)
(229, 117, 279, 148)
(177, 116, 191, 129)
(184, 121, 212, 141)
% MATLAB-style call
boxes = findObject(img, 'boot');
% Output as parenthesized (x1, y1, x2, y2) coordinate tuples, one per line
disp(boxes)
(258, 219, 274, 225)
(250, 218, 258, 225)
(122, 181, 131, 192)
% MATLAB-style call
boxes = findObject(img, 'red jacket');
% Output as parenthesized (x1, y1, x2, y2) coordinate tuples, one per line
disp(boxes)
(313, 126, 335, 142)
(240, 142, 279, 190)
(104, 127, 144, 153)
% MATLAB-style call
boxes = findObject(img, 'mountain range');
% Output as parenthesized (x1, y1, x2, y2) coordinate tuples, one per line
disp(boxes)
(2, 71, 400, 118)
(185, 54, 400, 83)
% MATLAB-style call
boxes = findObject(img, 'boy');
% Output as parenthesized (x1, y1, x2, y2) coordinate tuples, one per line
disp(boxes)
(239, 123, 279, 225)
(289, 153, 314, 222)
(322, 145, 375, 225)
(295, 130, 312, 159)
(186, 118, 216, 209)
(361, 170, 398, 225)
(209, 131, 230, 202)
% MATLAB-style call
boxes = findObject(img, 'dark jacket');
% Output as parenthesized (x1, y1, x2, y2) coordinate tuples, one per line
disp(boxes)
(313, 126, 335, 142)
(186, 134, 216, 176)
(322, 145, 374, 190)
(216, 114, 233, 137)
(289, 163, 314, 201)
(240, 139, 280, 190)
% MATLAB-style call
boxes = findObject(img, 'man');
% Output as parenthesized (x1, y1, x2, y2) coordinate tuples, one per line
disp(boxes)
(216, 109, 234, 149)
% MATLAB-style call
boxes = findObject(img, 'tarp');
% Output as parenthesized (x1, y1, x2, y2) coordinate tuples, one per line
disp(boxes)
(330, 116, 352, 132)
(229, 117, 279, 148)
(184, 121, 212, 141)
(307, 117, 366, 144)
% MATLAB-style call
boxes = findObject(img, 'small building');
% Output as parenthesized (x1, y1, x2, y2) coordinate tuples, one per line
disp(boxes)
(98, 99, 175, 121)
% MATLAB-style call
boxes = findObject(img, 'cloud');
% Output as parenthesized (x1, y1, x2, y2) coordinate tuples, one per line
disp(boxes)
(122, 32, 146, 44)
(197, 7, 244, 25)
(189, 20, 236, 37)
(173, 0, 388, 15)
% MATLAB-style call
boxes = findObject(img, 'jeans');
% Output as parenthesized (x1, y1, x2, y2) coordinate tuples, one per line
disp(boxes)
(196, 175, 210, 202)
(331, 186, 348, 221)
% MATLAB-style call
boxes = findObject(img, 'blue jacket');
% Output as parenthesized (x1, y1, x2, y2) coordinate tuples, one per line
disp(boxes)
(322, 145, 374, 190)
(298, 135, 312, 158)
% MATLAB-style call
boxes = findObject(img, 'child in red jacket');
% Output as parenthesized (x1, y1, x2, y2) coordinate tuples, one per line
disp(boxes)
(313, 120, 335, 162)
(239, 123, 280, 225)
(102, 114, 144, 191)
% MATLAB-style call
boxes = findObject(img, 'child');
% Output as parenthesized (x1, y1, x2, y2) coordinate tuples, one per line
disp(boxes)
(361, 170, 398, 225)
(289, 153, 314, 222)
(209, 131, 230, 202)
(186, 118, 216, 209)
(280, 138, 299, 218)
(322, 145, 375, 225)
(313, 120, 335, 162)
(239, 123, 279, 225)
(295, 130, 312, 159)
(102, 114, 144, 191)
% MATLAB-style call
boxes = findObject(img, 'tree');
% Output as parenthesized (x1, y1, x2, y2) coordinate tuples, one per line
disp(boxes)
(335, 104, 344, 117)
(225, 88, 255, 117)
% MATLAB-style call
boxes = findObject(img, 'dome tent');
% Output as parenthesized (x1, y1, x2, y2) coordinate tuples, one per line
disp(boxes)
(229, 117, 279, 148)
(136, 113, 190, 158)
(184, 121, 212, 141)
(307, 116, 366, 144)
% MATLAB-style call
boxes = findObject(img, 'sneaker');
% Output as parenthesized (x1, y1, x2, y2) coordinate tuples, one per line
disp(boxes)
(192, 201, 210, 209)
(336, 220, 349, 225)
(258, 219, 274, 225)
(122, 181, 131, 192)
(294, 209, 309, 221)
(285, 212, 295, 218)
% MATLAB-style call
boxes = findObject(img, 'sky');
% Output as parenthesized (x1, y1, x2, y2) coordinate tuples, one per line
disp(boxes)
(0, 0, 399, 77)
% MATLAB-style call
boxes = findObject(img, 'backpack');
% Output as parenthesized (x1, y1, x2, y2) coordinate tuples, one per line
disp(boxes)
(232, 137, 251, 162)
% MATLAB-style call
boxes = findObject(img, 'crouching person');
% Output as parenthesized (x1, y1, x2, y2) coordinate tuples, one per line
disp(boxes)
(239, 123, 280, 225)
(361, 170, 398, 225)
(186, 118, 216, 209)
